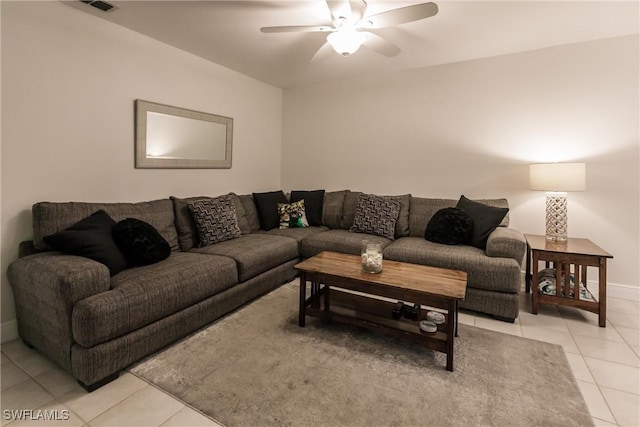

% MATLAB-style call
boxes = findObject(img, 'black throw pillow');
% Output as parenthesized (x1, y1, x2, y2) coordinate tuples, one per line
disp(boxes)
(43, 210, 127, 276)
(290, 190, 325, 226)
(112, 218, 171, 266)
(252, 190, 288, 230)
(425, 208, 473, 245)
(456, 195, 509, 249)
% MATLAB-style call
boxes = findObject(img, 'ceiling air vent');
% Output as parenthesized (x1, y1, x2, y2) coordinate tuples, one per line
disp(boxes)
(80, 0, 117, 12)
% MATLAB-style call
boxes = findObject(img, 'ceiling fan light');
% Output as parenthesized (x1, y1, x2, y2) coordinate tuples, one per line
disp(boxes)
(327, 28, 366, 56)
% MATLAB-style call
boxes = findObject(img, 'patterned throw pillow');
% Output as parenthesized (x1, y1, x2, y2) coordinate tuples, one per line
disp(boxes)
(350, 193, 401, 240)
(188, 195, 241, 247)
(290, 190, 325, 226)
(278, 200, 309, 229)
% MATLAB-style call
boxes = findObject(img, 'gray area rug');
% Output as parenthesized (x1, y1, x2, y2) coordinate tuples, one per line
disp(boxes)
(130, 282, 593, 427)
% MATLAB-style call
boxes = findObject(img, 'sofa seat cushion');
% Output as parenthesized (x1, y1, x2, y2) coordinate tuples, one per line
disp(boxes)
(72, 252, 238, 348)
(190, 234, 298, 282)
(257, 226, 328, 243)
(300, 229, 392, 258)
(383, 237, 521, 293)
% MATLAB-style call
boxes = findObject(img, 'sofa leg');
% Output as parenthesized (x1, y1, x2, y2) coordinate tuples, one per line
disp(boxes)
(492, 315, 516, 323)
(77, 372, 119, 392)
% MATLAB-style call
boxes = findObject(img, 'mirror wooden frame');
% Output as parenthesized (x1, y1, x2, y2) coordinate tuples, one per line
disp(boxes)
(135, 100, 233, 169)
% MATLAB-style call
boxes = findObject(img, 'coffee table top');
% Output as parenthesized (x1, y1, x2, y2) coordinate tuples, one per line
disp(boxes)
(295, 251, 467, 300)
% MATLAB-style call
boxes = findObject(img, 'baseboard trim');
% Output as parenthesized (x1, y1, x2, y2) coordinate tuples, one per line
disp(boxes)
(1, 319, 18, 343)
(604, 282, 640, 301)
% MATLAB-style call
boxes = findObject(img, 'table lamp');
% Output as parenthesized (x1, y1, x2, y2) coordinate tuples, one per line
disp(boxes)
(529, 163, 586, 241)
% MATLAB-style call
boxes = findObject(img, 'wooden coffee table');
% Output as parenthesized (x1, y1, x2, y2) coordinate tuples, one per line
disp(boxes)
(295, 251, 467, 371)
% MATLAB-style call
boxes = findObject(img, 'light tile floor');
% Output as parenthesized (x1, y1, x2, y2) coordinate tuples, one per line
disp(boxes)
(1, 282, 638, 426)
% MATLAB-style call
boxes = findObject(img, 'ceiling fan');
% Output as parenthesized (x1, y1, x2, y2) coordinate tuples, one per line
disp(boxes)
(260, 0, 438, 58)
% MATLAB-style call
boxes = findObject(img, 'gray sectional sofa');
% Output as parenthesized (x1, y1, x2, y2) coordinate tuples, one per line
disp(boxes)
(7, 190, 526, 391)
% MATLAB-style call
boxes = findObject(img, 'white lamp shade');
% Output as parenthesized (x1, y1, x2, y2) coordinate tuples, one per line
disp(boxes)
(529, 163, 586, 192)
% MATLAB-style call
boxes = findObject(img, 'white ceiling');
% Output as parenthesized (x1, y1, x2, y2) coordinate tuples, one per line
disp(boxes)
(64, 0, 639, 88)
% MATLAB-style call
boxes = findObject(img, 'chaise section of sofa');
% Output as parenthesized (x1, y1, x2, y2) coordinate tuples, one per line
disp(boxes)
(386, 196, 526, 321)
(384, 237, 523, 320)
(299, 191, 526, 321)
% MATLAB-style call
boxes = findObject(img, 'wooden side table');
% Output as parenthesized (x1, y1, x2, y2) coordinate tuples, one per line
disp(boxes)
(524, 234, 613, 327)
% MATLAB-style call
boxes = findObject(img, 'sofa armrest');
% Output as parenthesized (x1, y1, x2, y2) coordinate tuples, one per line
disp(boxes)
(7, 252, 111, 371)
(486, 227, 526, 267)
(8, 252, 111, 309)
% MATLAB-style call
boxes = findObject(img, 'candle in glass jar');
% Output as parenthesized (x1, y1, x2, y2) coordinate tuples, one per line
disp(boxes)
(361, 241, 383, 273)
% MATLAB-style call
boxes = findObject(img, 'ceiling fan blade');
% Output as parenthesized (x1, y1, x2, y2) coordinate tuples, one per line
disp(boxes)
(326, 0, 349, 21)
(362, 32, 401, 57)
(261, 25, 333, 33)
(349, 0, 367, 22)
(365, 2, 438, 29)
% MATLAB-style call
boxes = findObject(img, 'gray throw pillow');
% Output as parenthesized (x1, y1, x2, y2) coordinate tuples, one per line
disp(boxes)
(350, 193, 401, 240)
(188, 195, 241, 247)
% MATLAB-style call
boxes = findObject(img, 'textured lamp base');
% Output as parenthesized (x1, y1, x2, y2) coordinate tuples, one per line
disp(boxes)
(545, 192, 568, 241)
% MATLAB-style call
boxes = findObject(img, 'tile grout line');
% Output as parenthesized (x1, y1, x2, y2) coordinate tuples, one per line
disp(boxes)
(558, 310, 614, 424)
(82, 383, 154, 426)
(560, 311, 627, 426)
(2, 348, 149, 427)
(2, 349, 91, 426)
(130, 374, 224, 427)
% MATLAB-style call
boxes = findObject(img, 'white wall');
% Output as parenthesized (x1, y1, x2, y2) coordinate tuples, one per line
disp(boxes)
(0, 2, 283, 325)
(282, 35, 639, 290)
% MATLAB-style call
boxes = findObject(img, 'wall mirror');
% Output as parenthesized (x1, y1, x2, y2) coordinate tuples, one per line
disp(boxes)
(135, 100, 233, 169)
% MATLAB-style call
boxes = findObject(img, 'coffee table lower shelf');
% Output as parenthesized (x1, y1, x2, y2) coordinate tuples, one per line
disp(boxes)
(303, 287, 452, 369)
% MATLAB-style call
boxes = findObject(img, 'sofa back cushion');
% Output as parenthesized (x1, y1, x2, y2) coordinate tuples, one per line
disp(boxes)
(172, 193, 259, 251)
(33, 199, 180, 251)
(321, 190, 348, 229)
(171, 195, 206, 251)
(409, 196, 510, 238)
(235, 194, 261, 234)
(393, 194, 411, 238)
(340, 191, 363, 230)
